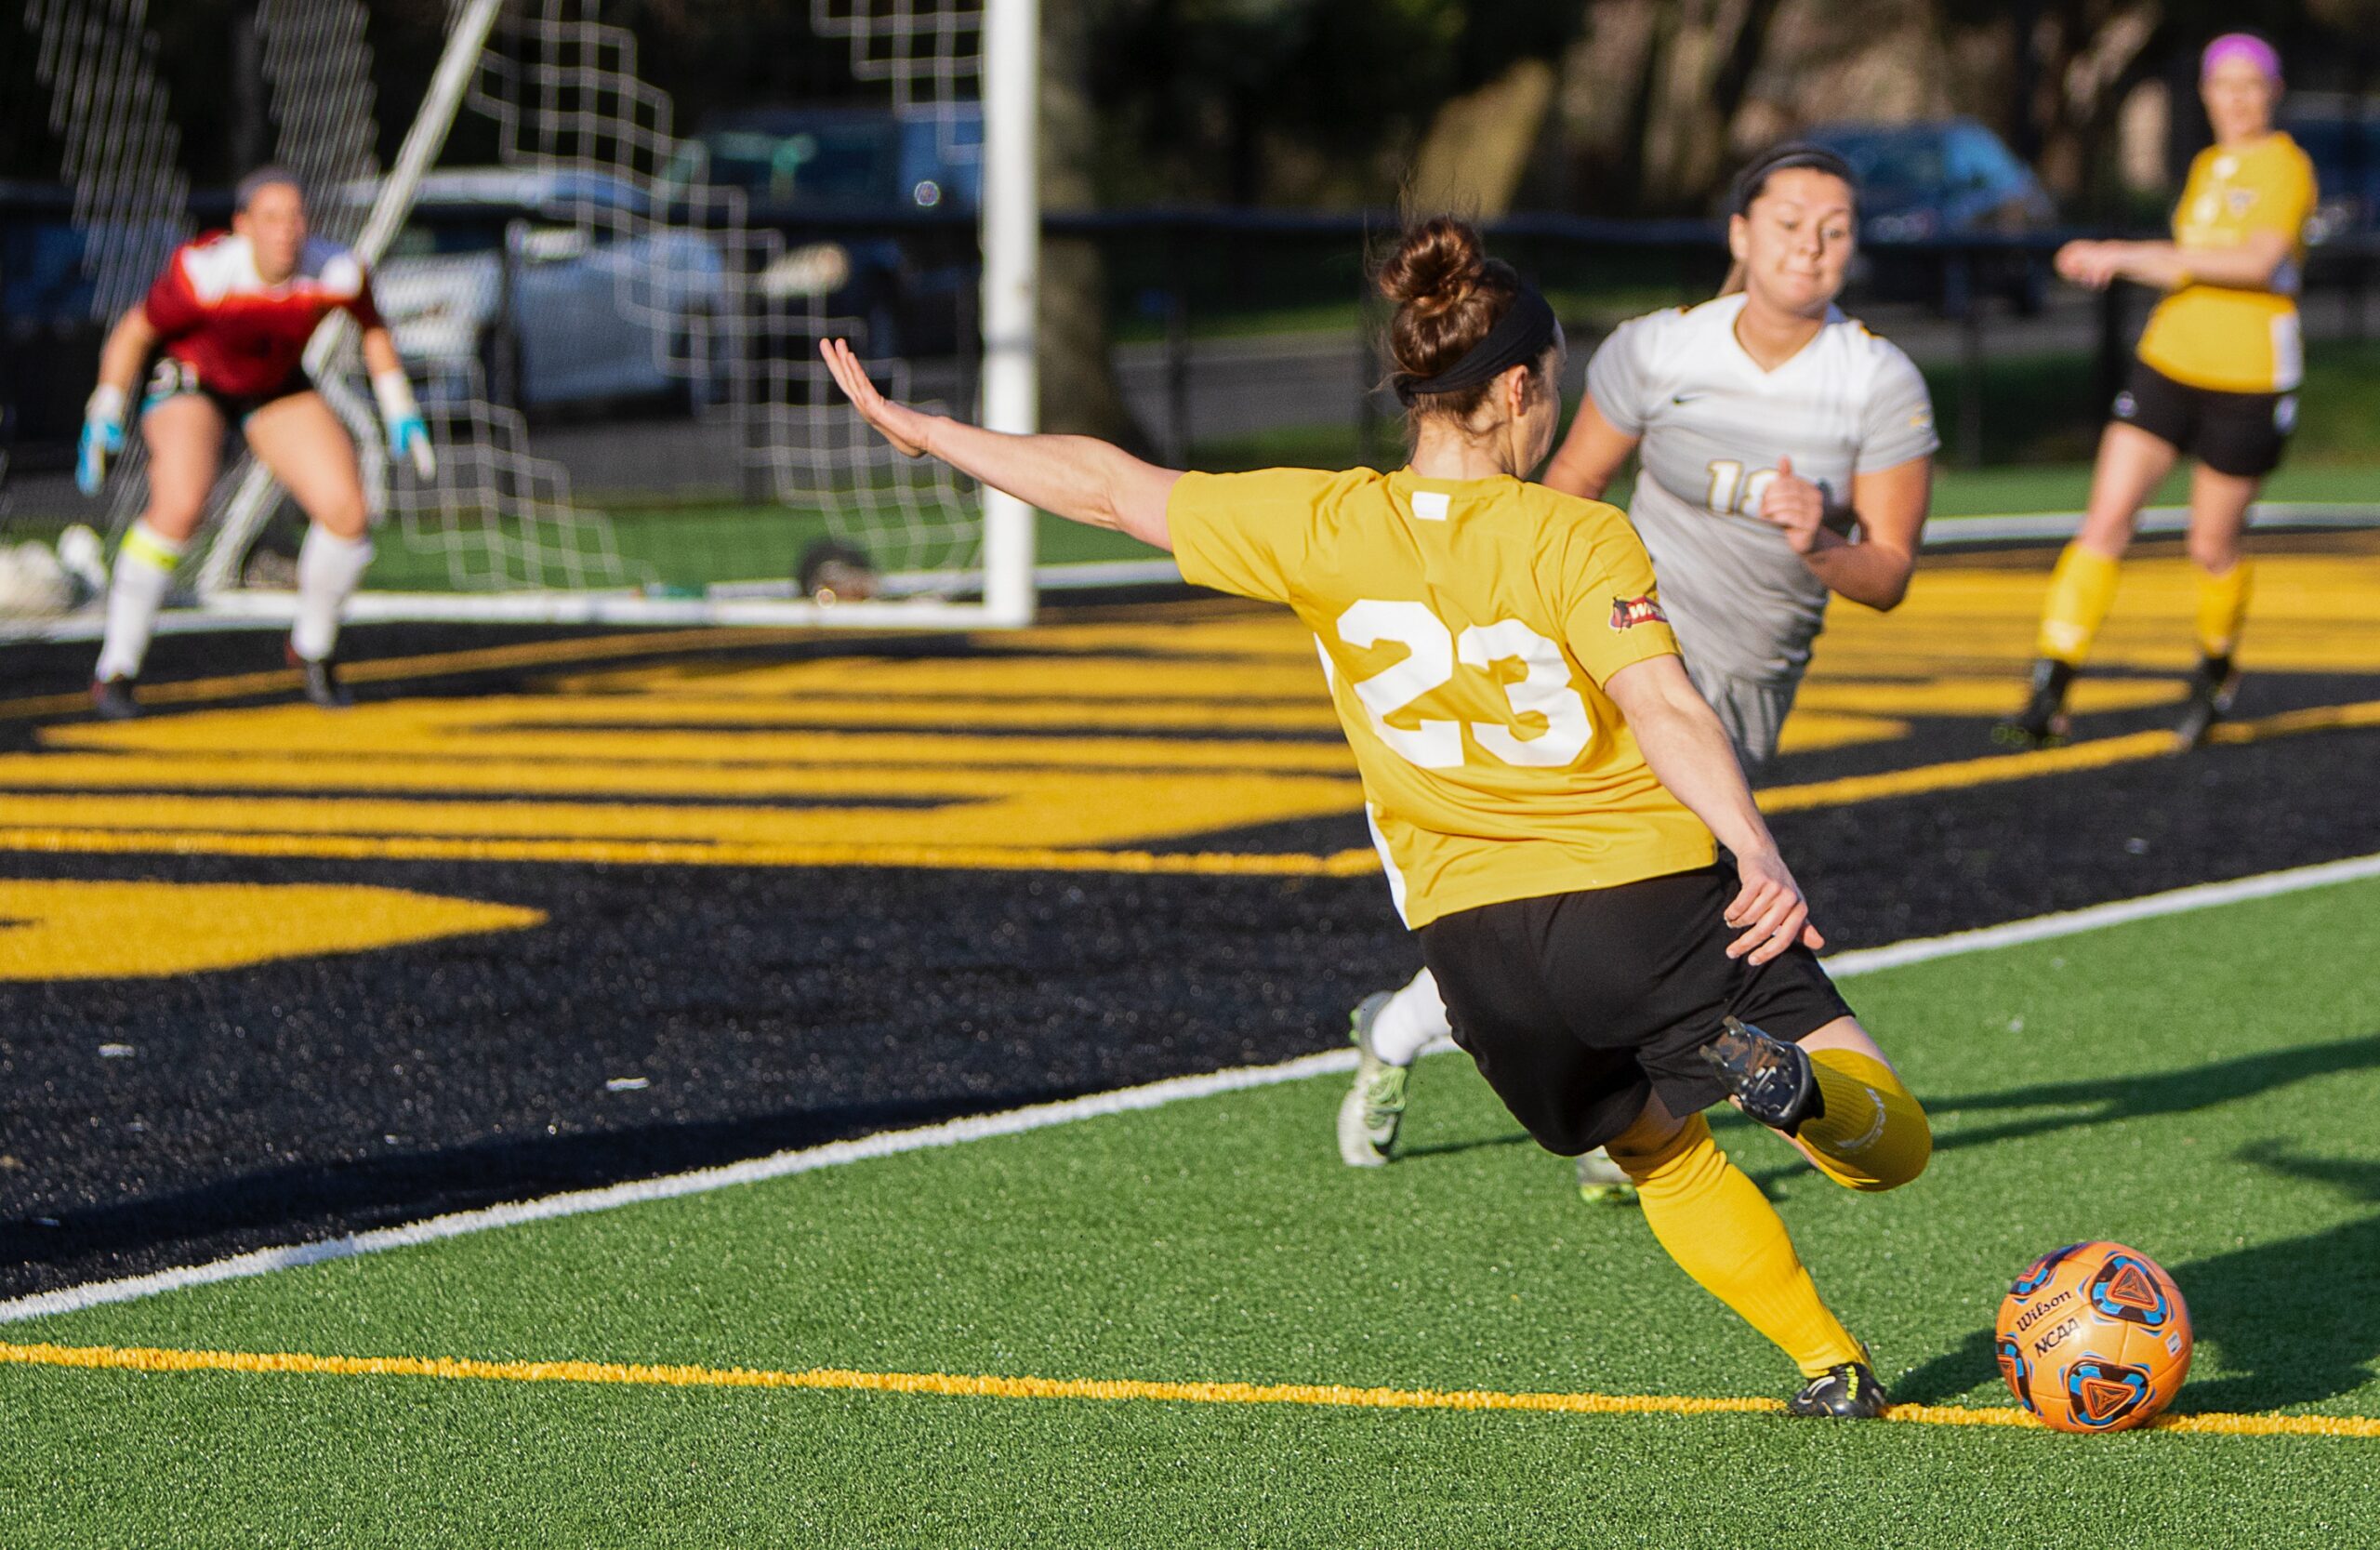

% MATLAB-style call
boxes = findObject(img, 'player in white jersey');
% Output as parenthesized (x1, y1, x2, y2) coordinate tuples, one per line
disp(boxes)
(1339, 145, 1938, 1197)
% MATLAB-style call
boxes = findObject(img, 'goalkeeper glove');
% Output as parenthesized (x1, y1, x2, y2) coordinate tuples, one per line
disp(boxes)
(372, 368, 436, 479)
(76, 385, 126, 497)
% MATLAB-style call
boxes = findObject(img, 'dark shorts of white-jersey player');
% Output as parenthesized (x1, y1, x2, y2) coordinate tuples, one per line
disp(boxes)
(1339, 142, 1937, 1202)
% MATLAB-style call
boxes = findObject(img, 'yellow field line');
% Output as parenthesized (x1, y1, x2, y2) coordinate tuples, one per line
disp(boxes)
(2, 1340, 2371, 1438)
(1758, 698, 2380, 815)
(0, 827, 1384, 877)
(0, 628, 827, 721)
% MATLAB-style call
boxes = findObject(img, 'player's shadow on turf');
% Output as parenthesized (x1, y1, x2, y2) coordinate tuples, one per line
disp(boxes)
(2155, 1146, 2380, 1412)
(0, 1087, 1078, 1297)
(1396, 1131, 1535, 1159)
(1891, 1146, 2380, 1411)
(1921, 1030, 2380, 1156)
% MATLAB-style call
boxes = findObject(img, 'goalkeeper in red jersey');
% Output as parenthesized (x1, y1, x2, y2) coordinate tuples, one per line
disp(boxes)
(77, 167, 433, 717)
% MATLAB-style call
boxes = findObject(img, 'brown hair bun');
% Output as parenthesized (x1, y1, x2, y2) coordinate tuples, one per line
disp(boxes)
(1378, 216, 1523, 404)
(1379, 216, 1487, 316)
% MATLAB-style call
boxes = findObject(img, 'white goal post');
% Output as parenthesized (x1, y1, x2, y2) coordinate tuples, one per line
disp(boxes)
(185, 0, 1041, 632)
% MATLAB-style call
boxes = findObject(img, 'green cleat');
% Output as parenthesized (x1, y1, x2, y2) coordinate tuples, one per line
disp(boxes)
(1337, 991, 1408, 1167)
(1573, 1146, 1639, 1206)
(1994, 657, 2076, 749)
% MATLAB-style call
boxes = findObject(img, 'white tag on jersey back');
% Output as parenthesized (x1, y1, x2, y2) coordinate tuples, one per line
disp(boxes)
(1409, 491, 1450, 523)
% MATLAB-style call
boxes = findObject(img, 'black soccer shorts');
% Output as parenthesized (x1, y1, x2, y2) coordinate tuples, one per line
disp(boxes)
(2112, 358, 2295, 480)
(1417, 863, 1855, 1156)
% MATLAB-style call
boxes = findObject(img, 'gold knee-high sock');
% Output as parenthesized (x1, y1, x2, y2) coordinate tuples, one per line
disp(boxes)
(1610, 1115, 1866, 1378)
(1798, 1050, 1932, 1194)
(2194, 559, 2254, 660)
(2035, 543, 2122, 666)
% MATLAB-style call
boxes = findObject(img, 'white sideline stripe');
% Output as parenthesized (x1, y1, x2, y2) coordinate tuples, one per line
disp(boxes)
(1818, 852, 2380, 976)
(4, 851, 2375, 1327)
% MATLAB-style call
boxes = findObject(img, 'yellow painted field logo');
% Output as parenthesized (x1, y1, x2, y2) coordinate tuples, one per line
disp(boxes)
(0, 553, 2372, 873)
(0, 881, 545, 979)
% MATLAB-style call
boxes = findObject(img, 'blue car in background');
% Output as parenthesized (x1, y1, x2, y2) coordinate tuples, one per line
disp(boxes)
(2281, 95, 2380, 239)
(1803, 119, 2058, 312)
(680, 106, 984, 359)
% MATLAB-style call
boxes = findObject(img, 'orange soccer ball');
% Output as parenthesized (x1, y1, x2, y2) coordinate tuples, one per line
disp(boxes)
(1994, 1240, 2192, 1433)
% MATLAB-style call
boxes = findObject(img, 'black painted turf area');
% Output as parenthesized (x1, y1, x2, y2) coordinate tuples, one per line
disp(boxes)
(6, 721, 2377, 1299)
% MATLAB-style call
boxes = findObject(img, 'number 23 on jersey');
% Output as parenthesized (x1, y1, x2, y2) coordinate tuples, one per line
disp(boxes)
(1335, 600, 1593, 770)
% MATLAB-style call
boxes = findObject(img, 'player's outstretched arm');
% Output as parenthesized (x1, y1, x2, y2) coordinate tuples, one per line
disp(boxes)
(1603, 654, 1823, 965)
(2056, 234, 2291, 292)
(820, 338, 1182, 551)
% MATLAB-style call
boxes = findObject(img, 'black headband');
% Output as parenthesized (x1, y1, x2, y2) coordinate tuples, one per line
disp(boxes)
(1730, 143, 1857, 215)
(1393, 285, 1561, 406)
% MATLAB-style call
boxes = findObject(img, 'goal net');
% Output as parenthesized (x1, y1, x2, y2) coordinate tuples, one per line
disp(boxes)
(9, 0, 1038, 630)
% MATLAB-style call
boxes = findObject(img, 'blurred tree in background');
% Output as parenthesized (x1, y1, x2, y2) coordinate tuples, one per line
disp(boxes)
(9, 0, 2376, 215)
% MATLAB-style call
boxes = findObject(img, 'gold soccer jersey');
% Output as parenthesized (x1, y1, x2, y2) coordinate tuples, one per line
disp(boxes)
(1167, 467, 1715, 928)
(2135, 133, 2318, 393)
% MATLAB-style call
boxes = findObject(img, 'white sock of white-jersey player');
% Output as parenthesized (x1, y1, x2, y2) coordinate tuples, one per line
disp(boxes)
(1367, 968, 1452, 1065)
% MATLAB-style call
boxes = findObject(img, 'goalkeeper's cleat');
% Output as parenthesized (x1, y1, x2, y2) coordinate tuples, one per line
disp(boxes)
(1994, 658, 2076, 749)
(1700, 1016, 1820, 1134)
(90, 675, 141, 722)
(2171, 654, 2238, 751)
(1337, 990, 1408, 1167)
(1574, 1146, 1639, 1206)
(1788, 1356, 1888, 1419)
(287, 643, 353, 709)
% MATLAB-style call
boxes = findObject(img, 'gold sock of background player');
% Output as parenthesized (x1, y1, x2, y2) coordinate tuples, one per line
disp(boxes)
(1608, 1114, 1869, 1378)
(2194, 559, 2254, 664)
(2005, 543, 2122, 743)
(2176, 558, 2254, 746)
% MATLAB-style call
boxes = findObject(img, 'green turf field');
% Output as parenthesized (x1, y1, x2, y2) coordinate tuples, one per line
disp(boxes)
(5, 873, 2378, 1546)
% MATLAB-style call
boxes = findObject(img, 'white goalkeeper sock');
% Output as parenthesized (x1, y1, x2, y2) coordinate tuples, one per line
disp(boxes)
(1368, 967, 1455, 1066)
(291, 526, 374, 663)
(94, 522, 185, 683)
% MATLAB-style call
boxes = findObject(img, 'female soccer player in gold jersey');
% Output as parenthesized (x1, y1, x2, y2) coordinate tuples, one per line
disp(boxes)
(2003, 33, 2317, 749)
(821, 217, 1932, 1415)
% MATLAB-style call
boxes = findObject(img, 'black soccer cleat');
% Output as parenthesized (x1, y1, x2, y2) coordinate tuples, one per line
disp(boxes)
(1700, 1015, 1821, 1133)
(90, 675, 142, 721)
(1789, 1358, 1889, 1419)
(2171, 654, 2238, 752)
(1994, 658, 2076, 749)
(286, 642, 353, 709)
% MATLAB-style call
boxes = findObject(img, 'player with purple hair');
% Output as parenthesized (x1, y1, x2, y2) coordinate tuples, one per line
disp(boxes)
(2003, 33, 2318, 750)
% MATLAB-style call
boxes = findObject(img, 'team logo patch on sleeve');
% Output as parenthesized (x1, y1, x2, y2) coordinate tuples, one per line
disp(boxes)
(1608, 594, 1668, 630)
